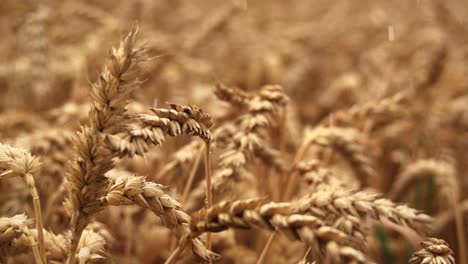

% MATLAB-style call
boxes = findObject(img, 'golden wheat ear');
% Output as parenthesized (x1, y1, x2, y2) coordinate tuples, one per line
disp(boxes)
(0, 144, 46, 263)
(65, 25, 149, 264)
(409, 238, 455, 264)
(190, 199, 370, 263)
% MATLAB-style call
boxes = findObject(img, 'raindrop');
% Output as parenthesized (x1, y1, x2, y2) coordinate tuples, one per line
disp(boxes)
(388, 25, 395, 42)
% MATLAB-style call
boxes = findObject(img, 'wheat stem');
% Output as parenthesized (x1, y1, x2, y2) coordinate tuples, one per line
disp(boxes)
(204, 141, 213, 258)
(182, 144, 205, 203)
(165, 234, 189, 264)
(283, 138, 311, 201)
(22, 225, 43, 264)
(25, 173, 46, 263)
(453, 200, 466, 264)
(256, 232, 276, 264)
(66, 229, 83, 264)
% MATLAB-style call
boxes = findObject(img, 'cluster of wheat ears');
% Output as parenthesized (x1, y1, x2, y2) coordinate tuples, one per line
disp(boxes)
(1, 1, 468, 263)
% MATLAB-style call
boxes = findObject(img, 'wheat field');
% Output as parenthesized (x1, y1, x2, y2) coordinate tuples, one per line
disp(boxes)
(1, 0, 467, 263)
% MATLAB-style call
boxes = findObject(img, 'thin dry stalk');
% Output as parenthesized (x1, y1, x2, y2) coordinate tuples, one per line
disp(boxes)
(256, 232, 276, 264)
(181, 144, 205, 203)
(158, 140, 203, 183)
(204, 141, 213, 255)
(432, 199, 468, 233)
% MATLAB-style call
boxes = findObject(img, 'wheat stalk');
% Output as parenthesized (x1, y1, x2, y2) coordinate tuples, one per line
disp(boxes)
(157, 140, 204, 184)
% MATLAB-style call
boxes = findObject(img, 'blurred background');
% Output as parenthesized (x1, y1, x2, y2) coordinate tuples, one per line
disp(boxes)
(1, 0, 468, 263)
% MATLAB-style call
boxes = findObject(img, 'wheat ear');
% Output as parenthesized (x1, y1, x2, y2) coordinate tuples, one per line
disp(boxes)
(190, 199, 370, 263)
(0, 214, 42, 264)
(390, 159, 458, 203)
(204, 141, 213, 256)
(0, 143, 46, 263)
(298, 187, 432, 233)
(5, 223, 109, 263)
(409, 238, 455, 264)
(390, 159, 465, 263)
(284, 126, 375, 201)
(304, 126, 376, 186)
(64, 25, 147, 264)
(107, 103, 213, 158)
(101, 175, 219, 262)
(326, 92, 407, 131)
(186, 85, 288, 211)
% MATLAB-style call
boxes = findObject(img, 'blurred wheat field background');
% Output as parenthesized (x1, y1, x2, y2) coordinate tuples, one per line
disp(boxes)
(1, 0, 468, 263)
